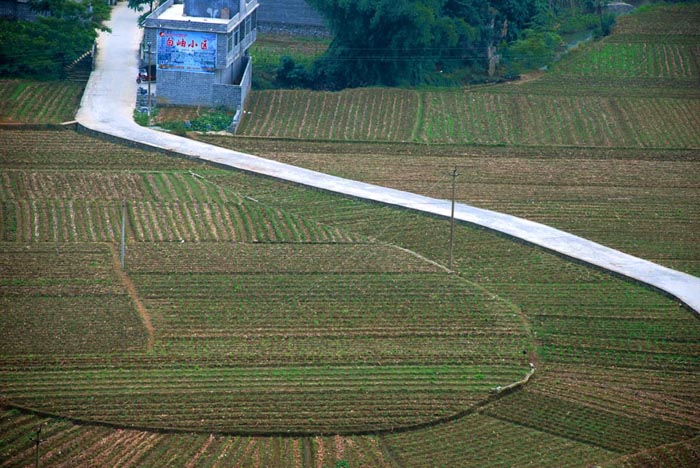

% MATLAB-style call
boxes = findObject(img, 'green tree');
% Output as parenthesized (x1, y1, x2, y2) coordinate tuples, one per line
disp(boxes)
(501, 29, 562, 76)
(128, 0, 156, 25)
(0, 0, 110, 79)
(306, 0, 543, 89)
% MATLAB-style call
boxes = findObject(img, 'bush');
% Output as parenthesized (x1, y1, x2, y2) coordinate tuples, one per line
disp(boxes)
(133, 109, 150, 126)
(158, 108, 234, 133)
(275, 56, 311, 88)
(501, 30, 563, 76)
(558, 13, 601, 35)
(187, 108, 234, 132)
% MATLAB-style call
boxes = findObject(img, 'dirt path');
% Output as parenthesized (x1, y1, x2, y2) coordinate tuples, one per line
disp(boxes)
(108, 243, 155, 351)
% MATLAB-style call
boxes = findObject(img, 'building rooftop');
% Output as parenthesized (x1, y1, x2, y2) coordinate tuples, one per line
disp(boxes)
(158, 3, 230, 24)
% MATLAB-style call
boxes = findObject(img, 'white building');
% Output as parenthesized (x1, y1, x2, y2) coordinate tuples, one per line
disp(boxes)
(142, 0, 258, 120)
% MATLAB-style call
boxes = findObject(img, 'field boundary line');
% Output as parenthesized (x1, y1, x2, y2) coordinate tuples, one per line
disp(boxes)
(107, 243, 155, 351)
(0, 365, 538, 438)
(390, 243, 541, 365)
(600, 434, 700, 467)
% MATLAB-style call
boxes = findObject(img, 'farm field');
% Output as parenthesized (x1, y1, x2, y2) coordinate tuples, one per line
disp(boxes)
(236, 4, 700, 146)
(1, 2, 699, 467)
(0, 129, 534, 435)
(0, 128, 699, 467)
(199, 138, 700, 277)
(0, 80, 85, 124)
(200, 3, 700, 278)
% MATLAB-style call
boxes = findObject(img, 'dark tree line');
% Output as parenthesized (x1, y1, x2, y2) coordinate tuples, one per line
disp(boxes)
(278, 0, 696, 89)
(0, 0, 109, 79)
(289, 0, 543, 89)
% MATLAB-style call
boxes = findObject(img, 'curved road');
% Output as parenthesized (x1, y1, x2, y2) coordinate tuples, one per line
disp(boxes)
(77, 3, 700, 315)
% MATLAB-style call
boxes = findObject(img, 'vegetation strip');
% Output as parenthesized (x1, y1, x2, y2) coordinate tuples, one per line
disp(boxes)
(108, 243, 154, 351)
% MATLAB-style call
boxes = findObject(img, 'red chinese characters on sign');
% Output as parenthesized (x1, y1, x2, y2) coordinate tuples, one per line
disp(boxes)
(157, 29, 217, 74)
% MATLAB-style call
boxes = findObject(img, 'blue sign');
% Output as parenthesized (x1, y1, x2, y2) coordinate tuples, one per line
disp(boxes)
(157, 30, 217, 74)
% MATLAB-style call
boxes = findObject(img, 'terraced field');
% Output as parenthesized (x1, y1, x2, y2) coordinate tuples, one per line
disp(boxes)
(202, 3, 700, 278)
(1, 125, 698, 466)
(0, 80, 85, 124)
(1, 3, 699, 467)
(0, 129, 534, 436)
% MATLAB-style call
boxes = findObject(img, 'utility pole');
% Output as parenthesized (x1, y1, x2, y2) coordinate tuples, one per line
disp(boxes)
(121, 200, 126, 269)
(147, 41, 152, 116)
(33, 424, 43, 468)
(449, 167, 459, 271)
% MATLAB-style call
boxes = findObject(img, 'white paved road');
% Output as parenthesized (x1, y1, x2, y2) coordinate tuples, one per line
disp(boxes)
(77, 3, 700, 315)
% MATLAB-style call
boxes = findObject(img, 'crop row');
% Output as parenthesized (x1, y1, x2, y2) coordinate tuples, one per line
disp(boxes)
(0, 170, 239, 203)
(0, 80, 84, 124)
(204, 134, 700, 276)
(383, 412, 617, 468)
(127, 243, 437, 274)
(238, 87, 419, 141)
(241, 87, 700, 147)
(0, 407, 397, 467)
(0, 295, 148, 356)
(0, 199, 358, 243)
(482, 389, 697, 454)
(612, 3, 700, 36)
(554, 42, 699, 80)
(132, 272, 525, 334)
(0, 242, 149, 355)
(0, 129, 199, 170)
(419, 91, 700, 148)
(529, 365, 700, 430)
(606, 436, 700, 468)
(0, 364, 526, 433)
(0, 242, 116, 280)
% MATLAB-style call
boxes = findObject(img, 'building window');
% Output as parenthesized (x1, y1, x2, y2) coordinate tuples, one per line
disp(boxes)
(234, 26, 240, 46)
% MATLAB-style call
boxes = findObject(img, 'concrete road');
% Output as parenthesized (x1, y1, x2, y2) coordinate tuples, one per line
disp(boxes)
(77, 3, 700, 314)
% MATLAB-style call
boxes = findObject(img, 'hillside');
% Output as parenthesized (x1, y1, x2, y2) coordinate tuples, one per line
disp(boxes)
(0, 2, 699, 467)
(0, 126, 698, 466)
(202, 2, 700, 278)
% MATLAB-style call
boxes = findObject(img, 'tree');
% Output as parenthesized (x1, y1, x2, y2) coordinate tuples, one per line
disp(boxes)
(305, 0, 544, 89)
(0, 0, 109, 79)
(128, 0, 156, 25)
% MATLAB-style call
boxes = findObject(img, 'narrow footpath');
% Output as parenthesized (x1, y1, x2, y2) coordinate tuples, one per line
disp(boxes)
(77, 3, 700, 315)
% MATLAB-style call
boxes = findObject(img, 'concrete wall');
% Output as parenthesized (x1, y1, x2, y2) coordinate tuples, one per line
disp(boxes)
(257, 0, 327, 33)
(212, 56, 252, 106)
(157, 69, 216, 107)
